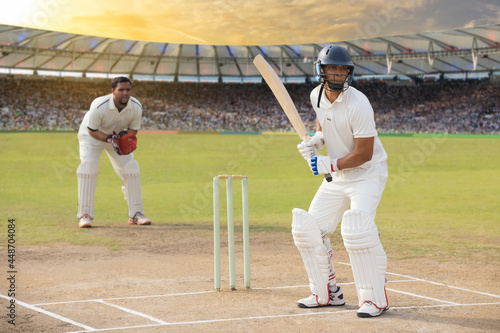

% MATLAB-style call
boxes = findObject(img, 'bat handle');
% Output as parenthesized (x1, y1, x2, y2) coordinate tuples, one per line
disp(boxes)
(324, 174, 332, 182)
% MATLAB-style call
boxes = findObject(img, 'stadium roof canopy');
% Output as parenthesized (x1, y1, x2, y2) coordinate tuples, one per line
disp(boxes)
(0, 24, 499, 82)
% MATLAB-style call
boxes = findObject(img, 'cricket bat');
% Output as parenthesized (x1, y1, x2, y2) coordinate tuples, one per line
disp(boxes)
(253, 54, 332, 182)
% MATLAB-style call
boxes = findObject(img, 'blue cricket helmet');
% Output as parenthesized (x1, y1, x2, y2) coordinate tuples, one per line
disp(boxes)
(314, 45, 355, 91)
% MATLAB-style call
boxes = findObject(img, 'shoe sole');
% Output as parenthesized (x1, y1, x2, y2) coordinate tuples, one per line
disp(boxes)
(79, 224, 92, 228)
(357, 306, 389, 318)
(128, 221, 152, 225)
(297, 301, 345, 308)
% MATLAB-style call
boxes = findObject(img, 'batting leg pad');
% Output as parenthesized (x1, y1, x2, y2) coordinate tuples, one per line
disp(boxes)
(341, 209, 388, 308)
(121, 160, 144, 217)
(77, 161, 99, 219)
(292, 208, 335, 305)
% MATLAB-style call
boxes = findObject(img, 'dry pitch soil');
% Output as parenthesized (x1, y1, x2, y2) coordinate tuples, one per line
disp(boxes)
(2, 223, 499, 332)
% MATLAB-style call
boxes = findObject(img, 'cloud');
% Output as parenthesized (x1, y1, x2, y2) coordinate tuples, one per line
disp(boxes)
(1, 0, 498, 45)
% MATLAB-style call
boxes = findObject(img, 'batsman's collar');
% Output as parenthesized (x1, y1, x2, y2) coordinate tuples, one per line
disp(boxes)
(319, 88, 345, 108)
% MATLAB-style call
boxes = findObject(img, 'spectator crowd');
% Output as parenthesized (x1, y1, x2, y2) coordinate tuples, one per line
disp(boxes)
(1, 76, 499, 134)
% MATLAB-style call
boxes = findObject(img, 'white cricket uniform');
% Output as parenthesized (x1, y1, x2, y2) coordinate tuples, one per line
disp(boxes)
(78, 94, 142, 138)
(77, 94, 144, 219)
(308, 85, 388, 234)
(78, 94, 142, 173)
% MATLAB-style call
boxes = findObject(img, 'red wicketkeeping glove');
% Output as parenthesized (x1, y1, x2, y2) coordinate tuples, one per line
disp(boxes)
(117, 132, 137, 155)
(107, 131, 137, 155)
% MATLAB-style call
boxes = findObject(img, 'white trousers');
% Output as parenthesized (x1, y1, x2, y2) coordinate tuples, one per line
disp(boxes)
(308, 161, 388, 234)
(77, 133, 143, 218)
(78, 133, 136, 176)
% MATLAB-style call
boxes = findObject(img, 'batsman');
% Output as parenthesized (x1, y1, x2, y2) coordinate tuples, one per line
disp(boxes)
(76, 76, 151, 228)
(293, 45, 389, 317)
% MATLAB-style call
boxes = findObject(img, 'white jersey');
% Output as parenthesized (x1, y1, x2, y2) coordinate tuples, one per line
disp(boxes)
(310, 85, 387, 169)
(78, 94, 142, 136)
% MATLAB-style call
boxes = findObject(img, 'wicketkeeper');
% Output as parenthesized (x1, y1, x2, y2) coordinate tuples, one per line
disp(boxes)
(294, 45, 389, 317)
(76, 76, 151, 228)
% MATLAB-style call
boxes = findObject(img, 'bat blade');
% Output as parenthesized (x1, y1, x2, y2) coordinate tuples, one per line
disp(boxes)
(254, 54, 332, 182)
(253, 54, 310, 142)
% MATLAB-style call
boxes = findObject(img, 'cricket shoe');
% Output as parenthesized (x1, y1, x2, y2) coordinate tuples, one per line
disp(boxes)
(79, 214, 92, 228)
(357, 301, 390, 318)
(128, 212, 151, 225)
(297, 286, 345, 308)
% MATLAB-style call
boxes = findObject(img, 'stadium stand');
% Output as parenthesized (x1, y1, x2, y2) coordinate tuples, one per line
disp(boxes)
(0, 76, 499, 134)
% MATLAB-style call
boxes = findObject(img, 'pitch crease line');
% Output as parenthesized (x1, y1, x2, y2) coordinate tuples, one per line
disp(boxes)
(338, 262, 500, 299)
(0, 294, 95, 331)
(385, 273, 500, 298)
(386, 288, 460, 305)
(34, 290, 215, 306)
(65, 302, 500, 333)
(95, 300, 170, 324)
(392, 302, 500, 310)
(67, 323, 164, 333)
(67, 309, 358, 333)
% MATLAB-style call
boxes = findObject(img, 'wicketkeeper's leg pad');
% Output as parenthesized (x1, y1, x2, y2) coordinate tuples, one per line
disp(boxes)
(77, 161, 99, 219)
(341, 209, 388, 308)
(121, 159, 144, 217)
(292, 208, 335, 305)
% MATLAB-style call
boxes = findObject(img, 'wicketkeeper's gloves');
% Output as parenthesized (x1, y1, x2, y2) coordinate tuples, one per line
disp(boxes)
(106, 131, 137, 155)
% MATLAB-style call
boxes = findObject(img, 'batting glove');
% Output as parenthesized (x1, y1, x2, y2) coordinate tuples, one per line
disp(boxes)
(297, 141, 314, 161)
(310, 155, 339, 175)
(308, 131, 325, 151)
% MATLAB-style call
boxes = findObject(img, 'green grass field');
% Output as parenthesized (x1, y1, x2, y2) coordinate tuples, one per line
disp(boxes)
(1, 132, 499, 260)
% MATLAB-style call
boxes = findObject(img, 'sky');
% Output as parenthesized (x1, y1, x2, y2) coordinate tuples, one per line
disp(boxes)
(0, 0, 499, 45)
